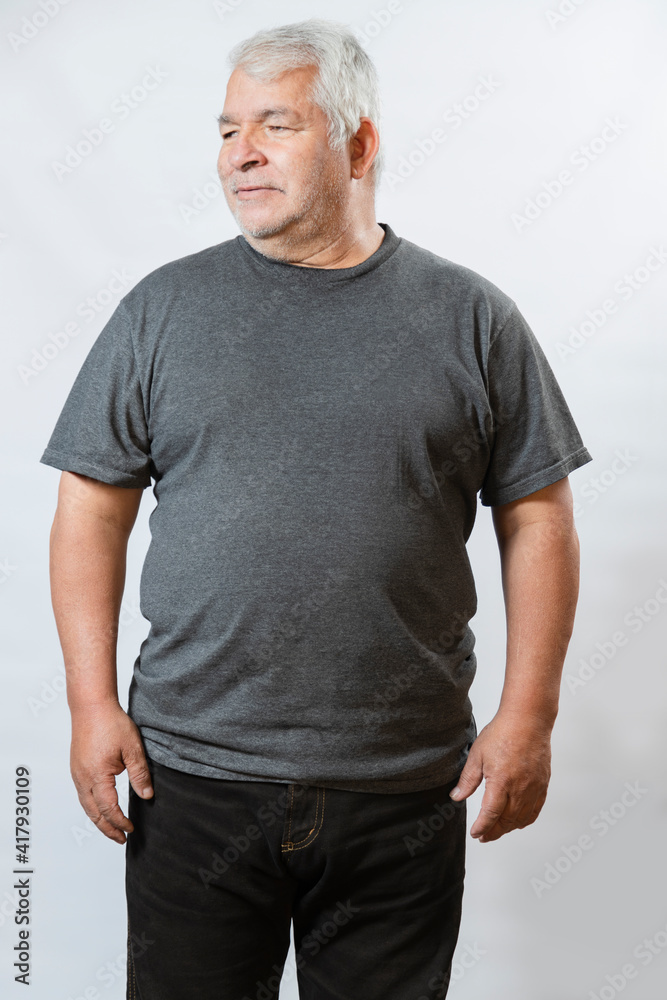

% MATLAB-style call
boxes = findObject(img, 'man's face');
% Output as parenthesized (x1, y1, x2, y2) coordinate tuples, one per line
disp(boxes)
(217, 64, 350, 246)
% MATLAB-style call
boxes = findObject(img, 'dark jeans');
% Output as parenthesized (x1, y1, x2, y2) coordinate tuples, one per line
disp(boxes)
(126, 757, 467, 1000)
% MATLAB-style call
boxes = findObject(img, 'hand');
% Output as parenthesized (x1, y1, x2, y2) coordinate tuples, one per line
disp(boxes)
(449, 711, 552, 843)
(70, 700, 154, 845)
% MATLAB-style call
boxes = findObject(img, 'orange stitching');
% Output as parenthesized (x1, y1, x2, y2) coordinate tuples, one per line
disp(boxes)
(284, 787, 325, 852)
(288, 784, 294, 842)
(281, 783, 295, 849)
(127, 920, 136, 1000)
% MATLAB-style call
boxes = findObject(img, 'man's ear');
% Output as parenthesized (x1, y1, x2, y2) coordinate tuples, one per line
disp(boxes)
(350, 117, 380, 180)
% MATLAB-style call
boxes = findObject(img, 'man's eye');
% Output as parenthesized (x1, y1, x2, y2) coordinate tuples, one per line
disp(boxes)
(222, 131, 237, 140)
(268, 126, 288, 132)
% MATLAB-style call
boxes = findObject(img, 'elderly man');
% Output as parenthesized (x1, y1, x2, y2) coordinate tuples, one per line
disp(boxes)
(41, 17, 591, 1000)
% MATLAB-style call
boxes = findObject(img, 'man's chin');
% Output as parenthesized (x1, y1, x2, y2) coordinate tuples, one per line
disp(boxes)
(239, 222, 284, 239)
(234, 209, 298, 240)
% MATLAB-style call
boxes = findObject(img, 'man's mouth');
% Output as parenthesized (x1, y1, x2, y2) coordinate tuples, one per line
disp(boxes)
(235, 185, 279, 194)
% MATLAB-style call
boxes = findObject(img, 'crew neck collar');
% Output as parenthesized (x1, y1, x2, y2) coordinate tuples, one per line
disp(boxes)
(234, 222, 401, 283)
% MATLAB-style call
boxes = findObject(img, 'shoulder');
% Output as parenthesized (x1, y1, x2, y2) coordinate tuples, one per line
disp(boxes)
(394, 234, 517, 329)
(118, 237, 240, 311)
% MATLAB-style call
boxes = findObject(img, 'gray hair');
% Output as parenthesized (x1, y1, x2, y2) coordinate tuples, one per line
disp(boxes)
(227, 18, 384, 188)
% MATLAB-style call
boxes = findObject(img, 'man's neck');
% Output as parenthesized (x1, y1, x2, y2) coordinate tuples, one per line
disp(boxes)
(244, 221, 386, 270)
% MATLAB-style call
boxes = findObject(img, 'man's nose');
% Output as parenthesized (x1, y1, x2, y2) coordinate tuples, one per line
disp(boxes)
(226, 130, 268, 171)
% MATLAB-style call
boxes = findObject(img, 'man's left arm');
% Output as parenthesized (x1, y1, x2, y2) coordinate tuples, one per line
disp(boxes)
(449, 476, 580, 842)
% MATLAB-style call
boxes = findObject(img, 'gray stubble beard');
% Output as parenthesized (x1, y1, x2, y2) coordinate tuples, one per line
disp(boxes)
(228, 164, 349, 260)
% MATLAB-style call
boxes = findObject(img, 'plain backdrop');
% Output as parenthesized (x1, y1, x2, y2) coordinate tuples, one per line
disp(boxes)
(1, 1, 666, 998)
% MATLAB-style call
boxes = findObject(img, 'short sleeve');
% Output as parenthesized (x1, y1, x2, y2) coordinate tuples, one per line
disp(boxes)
(479, 303, 592, 506)
(39, 302, 152, 489)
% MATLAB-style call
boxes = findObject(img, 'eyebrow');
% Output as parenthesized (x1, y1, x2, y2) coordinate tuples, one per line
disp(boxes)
(217, 107, 299, 128)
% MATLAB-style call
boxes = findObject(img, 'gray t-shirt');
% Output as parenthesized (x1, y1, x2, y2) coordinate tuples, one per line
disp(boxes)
(40, 223, 592, 793)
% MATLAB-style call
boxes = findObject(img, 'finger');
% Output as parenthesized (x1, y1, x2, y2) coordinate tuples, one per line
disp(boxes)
(522, 789, 548, 827)
(477, 818, 514, 843)
(491, 793, 537, 832)
(450, 752, 484, 802)
(511, 795, 543, 830)
(505, 782, 549, 829)
(122, 745, 154, 800)
(470, 785, 509, 839)
(478, 788, 548, 842)
(89, 811, 129, 845)
(76, 789, 129, 845)
(90, 775, 134, 835)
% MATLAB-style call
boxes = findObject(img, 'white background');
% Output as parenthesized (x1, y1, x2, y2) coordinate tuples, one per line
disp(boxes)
(1, 0, 666, 998)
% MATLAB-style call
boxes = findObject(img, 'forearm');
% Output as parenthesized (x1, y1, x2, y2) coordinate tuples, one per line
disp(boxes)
(49, 509, 130, 712)
(452, 479, 580, 839)
(495, 517, 580, 729)
(46, 474, 150, 844)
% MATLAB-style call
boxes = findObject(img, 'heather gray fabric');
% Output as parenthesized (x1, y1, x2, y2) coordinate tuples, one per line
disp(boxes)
(39, 223, 592, 793)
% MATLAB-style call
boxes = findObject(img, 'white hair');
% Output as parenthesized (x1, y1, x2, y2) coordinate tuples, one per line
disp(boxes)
(227, 18, 384, 188)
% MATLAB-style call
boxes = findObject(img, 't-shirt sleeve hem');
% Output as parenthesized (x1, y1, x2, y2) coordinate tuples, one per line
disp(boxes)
(39, 449, 152, 489)
(480, 446, 593, 507)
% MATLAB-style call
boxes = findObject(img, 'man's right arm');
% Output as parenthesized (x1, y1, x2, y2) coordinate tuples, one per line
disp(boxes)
(49, 470, 154, 845)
